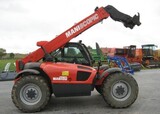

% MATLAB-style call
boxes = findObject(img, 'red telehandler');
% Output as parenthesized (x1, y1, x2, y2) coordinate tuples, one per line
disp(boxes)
(11, 5, 141, 112)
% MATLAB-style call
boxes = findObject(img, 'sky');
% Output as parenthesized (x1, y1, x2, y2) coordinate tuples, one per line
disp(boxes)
(0, 0, 160, 53)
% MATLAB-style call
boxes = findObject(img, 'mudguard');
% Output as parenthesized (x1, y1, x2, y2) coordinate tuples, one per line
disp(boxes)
(96, 68, 122, 85)
(15, 69, 40, 79)
(100, 67, 122, 79)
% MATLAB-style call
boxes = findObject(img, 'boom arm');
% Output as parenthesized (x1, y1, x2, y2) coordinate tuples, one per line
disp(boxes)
(16, 5, 141, 72)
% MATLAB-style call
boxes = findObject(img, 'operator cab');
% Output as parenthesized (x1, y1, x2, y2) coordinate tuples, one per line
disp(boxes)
(142, 44, 157, 61)
(37, 40, 107, 71)
(127, 45, 136, 58)
(36, 40, 95, 66)
(50, 41, 95, 66)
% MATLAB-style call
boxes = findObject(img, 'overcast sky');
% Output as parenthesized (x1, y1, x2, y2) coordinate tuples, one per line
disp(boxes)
(0, 0, 160, 53)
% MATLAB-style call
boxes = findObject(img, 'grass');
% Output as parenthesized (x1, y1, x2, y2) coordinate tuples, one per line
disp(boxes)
(0, 53, 26, 72)
(0, 59, 16, 71)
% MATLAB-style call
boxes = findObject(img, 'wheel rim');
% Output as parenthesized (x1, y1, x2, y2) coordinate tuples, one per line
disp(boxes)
(20, 83, 42, 105)
(111, 80, 131, 101)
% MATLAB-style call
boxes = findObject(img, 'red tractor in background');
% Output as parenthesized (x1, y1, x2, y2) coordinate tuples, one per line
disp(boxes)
(123, 45, 142, 71)
(121, 44, 160, 68)
(11, 5, 141, 112)
(107, 45, 142, 71)
(107, 44, 160, 69)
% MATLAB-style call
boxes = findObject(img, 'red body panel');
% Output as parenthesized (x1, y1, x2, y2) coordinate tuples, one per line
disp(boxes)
(40, 62, 97, 84)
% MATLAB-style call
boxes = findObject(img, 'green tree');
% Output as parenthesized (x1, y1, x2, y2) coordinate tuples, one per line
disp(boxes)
(87, 46, 92, 50)
(0, 48, 6, 59)
(10, 53, 15, 59)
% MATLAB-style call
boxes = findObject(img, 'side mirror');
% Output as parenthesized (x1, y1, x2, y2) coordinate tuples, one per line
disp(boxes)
(37, 41, 48, 47)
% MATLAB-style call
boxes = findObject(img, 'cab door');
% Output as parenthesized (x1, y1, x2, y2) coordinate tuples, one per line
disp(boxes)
(52, 42, 93, 66)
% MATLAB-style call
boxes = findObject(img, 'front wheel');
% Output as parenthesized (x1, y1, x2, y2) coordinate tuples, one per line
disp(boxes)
(102, 72, 138, 108)
(11, 75, 51, 113)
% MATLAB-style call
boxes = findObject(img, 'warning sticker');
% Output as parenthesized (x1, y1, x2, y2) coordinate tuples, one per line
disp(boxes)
(62, 71, 69, 76)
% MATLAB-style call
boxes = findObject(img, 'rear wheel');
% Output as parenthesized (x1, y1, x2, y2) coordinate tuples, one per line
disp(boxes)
(12, 75, 51, 113)
(102, 72, 138, 108)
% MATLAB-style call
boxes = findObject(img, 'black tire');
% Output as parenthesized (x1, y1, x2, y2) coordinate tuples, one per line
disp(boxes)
(11, 75, 51, 113)
(102, 72, 138, 108)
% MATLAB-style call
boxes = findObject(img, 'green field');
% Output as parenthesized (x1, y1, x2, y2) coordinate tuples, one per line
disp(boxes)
(0, 53, 26, 72)
(0, 59, 16, 71)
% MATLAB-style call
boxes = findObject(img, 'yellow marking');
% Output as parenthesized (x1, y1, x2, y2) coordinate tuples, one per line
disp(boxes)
(62, 71, 69, 76)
